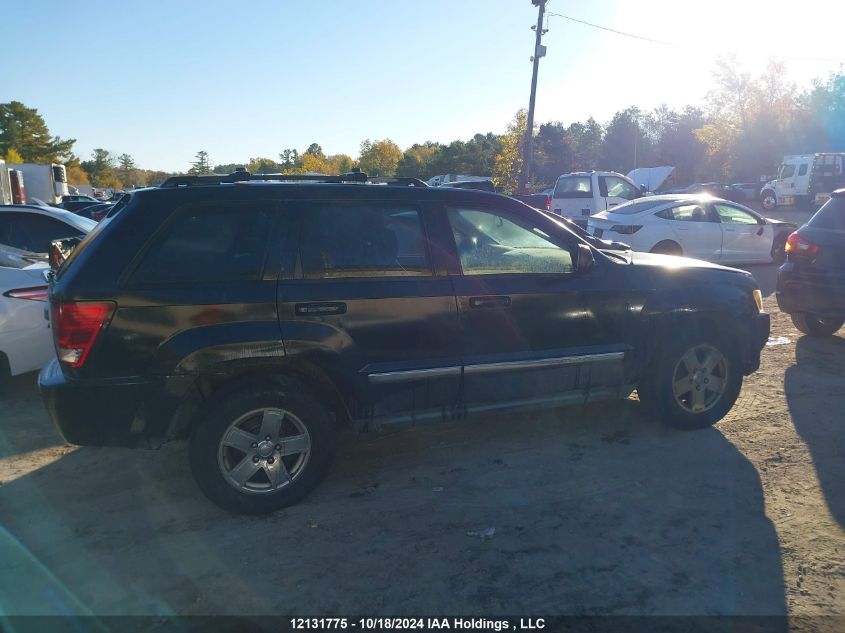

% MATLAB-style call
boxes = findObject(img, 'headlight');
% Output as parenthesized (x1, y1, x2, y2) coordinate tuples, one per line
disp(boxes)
(752, 289, 763, 312)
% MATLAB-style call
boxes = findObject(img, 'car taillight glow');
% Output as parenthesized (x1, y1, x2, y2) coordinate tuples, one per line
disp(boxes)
(610, 225, 642, 234)
(51, 301, 115, 367)
(3, 285, 49, 301)
(545, 196, 551, 210)
(785, 232, 819, 255)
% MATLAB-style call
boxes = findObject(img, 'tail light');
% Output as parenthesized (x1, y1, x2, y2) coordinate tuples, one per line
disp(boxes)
(51, 301, 115, 368)
(545, 196, 551, 210)
(610, 225, 642, 234)
(3, 285, 49, 301)
(785, 232, 819, 255)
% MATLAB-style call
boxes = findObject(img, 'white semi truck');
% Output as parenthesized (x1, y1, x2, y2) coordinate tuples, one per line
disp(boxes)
(5, 163, 69, 205)
(760, 153, 845, 209)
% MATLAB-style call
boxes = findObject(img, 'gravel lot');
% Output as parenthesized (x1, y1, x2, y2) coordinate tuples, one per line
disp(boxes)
(2, 209, 843, 621)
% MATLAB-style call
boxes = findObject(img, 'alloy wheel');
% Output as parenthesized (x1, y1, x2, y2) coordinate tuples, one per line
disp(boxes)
(671, 344, 729, 414)
(217, 408, 311, 494)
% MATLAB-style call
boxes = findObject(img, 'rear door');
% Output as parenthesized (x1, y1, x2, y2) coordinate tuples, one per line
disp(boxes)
(444, 202, 630, 409)
(278, 200, 461, 421)
(712, 203, 772, 263)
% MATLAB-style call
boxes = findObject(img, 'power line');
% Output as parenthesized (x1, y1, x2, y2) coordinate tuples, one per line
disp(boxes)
(545, 11, 845, 63)
(546, 12, 672, 46)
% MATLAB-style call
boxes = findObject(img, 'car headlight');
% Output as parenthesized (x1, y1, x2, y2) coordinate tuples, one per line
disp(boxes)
(752, 289, 763, 312)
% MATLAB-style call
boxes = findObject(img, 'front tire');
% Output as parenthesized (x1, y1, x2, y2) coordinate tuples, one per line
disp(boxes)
(638, 328, 742, 430)
(791, 313, 845, 336)
(189, 380, 336, 514)
(761, 191, 777, 211)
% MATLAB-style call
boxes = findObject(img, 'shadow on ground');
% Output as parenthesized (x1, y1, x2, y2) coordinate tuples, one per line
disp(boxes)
(785, 333, 845, 530)
(0, 378, 786, 617)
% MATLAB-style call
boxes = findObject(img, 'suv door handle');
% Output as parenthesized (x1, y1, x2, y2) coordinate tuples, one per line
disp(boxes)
(469, 295, 511, 309)
(295, 302, 347, 316)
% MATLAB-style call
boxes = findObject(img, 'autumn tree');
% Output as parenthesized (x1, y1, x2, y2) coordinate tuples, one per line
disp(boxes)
(0, 101, 75, 163)
(493, 110, 527, 193)
(65, 156, 90, 185)
(357, 139, 402, 177)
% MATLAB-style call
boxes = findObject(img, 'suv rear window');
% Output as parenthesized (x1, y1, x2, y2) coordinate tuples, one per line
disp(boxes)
(808, 197, 845, 230)
(553, 176, 592, 199)
(300, 205, 430, 279)
(132, 201, 274, 284)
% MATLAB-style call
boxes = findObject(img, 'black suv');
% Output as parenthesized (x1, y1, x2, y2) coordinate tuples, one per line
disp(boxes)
(776, 188, 845, 336)
(39, 171, 770, 514)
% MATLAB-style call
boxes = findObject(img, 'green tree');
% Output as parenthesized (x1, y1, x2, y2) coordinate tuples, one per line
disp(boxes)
(189, 150, 212, 175)
(0, 101, 75, 163)
(279, 149, 300, 169)
(304, 143, 324, 159)
(533, 123, 572, 187)
(600, 107, 652, 174)
(116, 153, 140, 187)
(81, 149, 122, 188)
(357, 139, 402, 177)
(567, 118, 603, 171)
(493, 109, 527, 193)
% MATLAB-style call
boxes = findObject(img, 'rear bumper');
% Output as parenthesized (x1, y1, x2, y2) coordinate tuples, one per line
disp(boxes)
(776, 264, 845, 318)
(38, 358, 188, 448)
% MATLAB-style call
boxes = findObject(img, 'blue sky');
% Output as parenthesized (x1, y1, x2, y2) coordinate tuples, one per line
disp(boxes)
(4, 0, 844, 172)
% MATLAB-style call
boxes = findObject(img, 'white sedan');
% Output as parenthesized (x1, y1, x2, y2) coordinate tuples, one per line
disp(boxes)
(587, 195, 798, 264)
(0, 263, 53, 382)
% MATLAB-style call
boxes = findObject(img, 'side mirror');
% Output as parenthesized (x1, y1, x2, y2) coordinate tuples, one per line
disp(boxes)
(576, 243, 595, 273)
(638, 184, 648, 198)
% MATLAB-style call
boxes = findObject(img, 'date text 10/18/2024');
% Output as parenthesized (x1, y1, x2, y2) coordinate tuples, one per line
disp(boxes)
(290, 618, 546, 631)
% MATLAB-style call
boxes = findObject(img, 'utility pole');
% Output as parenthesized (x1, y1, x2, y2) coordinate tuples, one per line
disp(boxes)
(519, 0, 547, 194)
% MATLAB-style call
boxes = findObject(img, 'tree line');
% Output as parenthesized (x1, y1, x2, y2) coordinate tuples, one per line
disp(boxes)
(1, 57, 843, 194)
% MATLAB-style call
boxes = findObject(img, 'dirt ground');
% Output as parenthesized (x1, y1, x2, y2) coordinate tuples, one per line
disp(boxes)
(2, 223, 844, 620)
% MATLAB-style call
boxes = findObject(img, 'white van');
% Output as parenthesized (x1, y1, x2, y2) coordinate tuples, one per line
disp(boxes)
(550, 171, 642, 224)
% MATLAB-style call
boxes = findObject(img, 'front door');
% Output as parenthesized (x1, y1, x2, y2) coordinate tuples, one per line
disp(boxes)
(599, 174, 639, 212)
(444, 203, 629, 410)
(277, 200, 461, 422)
(661, 202, 723, 260)
(712, 203, 772, 263)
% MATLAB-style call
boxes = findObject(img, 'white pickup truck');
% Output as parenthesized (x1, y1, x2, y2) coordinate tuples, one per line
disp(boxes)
(549, 171, 643, 225)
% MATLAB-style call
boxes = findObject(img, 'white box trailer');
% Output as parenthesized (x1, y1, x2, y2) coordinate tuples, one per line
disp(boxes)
(5, 163, 69, 205)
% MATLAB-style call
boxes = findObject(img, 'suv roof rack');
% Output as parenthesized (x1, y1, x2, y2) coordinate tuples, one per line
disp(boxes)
(159, 169, 427, 188)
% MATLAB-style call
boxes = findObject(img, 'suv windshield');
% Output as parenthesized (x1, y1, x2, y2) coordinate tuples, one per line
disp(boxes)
(553, 176, 592, 198)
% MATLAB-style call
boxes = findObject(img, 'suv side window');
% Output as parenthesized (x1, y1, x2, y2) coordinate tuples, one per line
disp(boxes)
(713, 203, 759, 225)
(300, 205, 431, 279)
(132, 201, 274, 284)
(798, 163, 808, 176)
(447, 207, 574, 275)
(600, 176, 638, 200)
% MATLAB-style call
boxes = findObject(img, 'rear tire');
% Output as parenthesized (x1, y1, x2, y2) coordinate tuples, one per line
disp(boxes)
(637, 326, 742, 430)
(189, 380, 336, 514)
(650, 240, 683, 256)
(791, 313, 845, 337)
